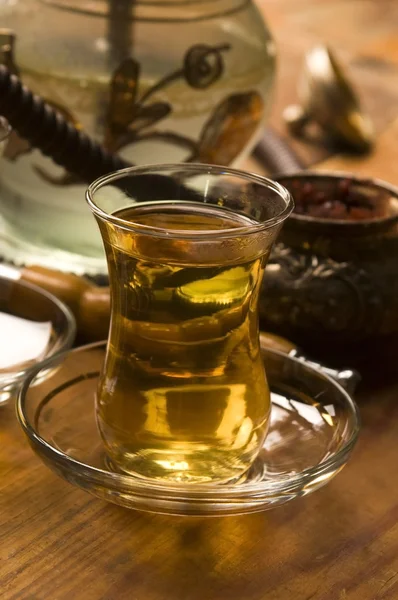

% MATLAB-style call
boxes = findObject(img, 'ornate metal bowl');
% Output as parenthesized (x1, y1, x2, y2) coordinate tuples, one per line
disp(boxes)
(260, 172, 398, 364)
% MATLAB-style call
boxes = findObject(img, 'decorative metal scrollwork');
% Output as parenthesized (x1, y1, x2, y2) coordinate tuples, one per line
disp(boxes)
(4, 42, 264, 185)
(261, 243, 386, 338)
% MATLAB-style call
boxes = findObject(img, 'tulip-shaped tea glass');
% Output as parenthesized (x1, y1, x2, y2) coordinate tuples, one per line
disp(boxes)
(86, 165, 293, 484)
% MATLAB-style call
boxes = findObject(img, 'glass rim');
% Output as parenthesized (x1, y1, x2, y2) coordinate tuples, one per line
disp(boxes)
(0, 274, 76, 394)
(86, 164, 294, 240)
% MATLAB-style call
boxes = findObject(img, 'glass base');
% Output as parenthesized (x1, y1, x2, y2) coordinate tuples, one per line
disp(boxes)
(103, 447, 254, 485)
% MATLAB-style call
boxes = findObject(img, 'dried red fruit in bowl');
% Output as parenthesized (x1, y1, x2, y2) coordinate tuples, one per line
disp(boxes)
(283, 177, 392, 221)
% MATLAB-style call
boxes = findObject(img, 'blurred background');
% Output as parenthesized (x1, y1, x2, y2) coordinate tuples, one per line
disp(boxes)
(247, 0, 398, 181)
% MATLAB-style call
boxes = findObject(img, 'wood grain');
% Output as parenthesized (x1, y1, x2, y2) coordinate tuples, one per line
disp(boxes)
(1, 1, 398, 599)
(1, 376, 398, 600)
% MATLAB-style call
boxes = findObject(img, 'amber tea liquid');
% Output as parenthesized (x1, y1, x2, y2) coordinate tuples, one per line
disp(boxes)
(97, 201, 271, 483)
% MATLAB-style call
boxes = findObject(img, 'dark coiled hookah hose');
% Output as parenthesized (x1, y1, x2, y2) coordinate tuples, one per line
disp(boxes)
(0, 65, 129, 181)
(0, 63, 303, 188)
(0, 65, 203, 201)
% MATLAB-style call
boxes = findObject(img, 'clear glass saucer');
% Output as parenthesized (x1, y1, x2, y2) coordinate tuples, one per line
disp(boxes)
(17, 342, 360, 517)
(0, 274, 76, 404)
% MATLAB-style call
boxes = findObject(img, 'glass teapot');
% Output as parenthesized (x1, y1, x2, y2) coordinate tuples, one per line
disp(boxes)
(0, 0, 276, 275)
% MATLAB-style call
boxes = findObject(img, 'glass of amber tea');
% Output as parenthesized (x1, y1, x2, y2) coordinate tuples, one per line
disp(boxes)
(86, 164, 293, 484)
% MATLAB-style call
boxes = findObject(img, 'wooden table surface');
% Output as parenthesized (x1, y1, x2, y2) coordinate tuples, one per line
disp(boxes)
(1, 1, 398, 599)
